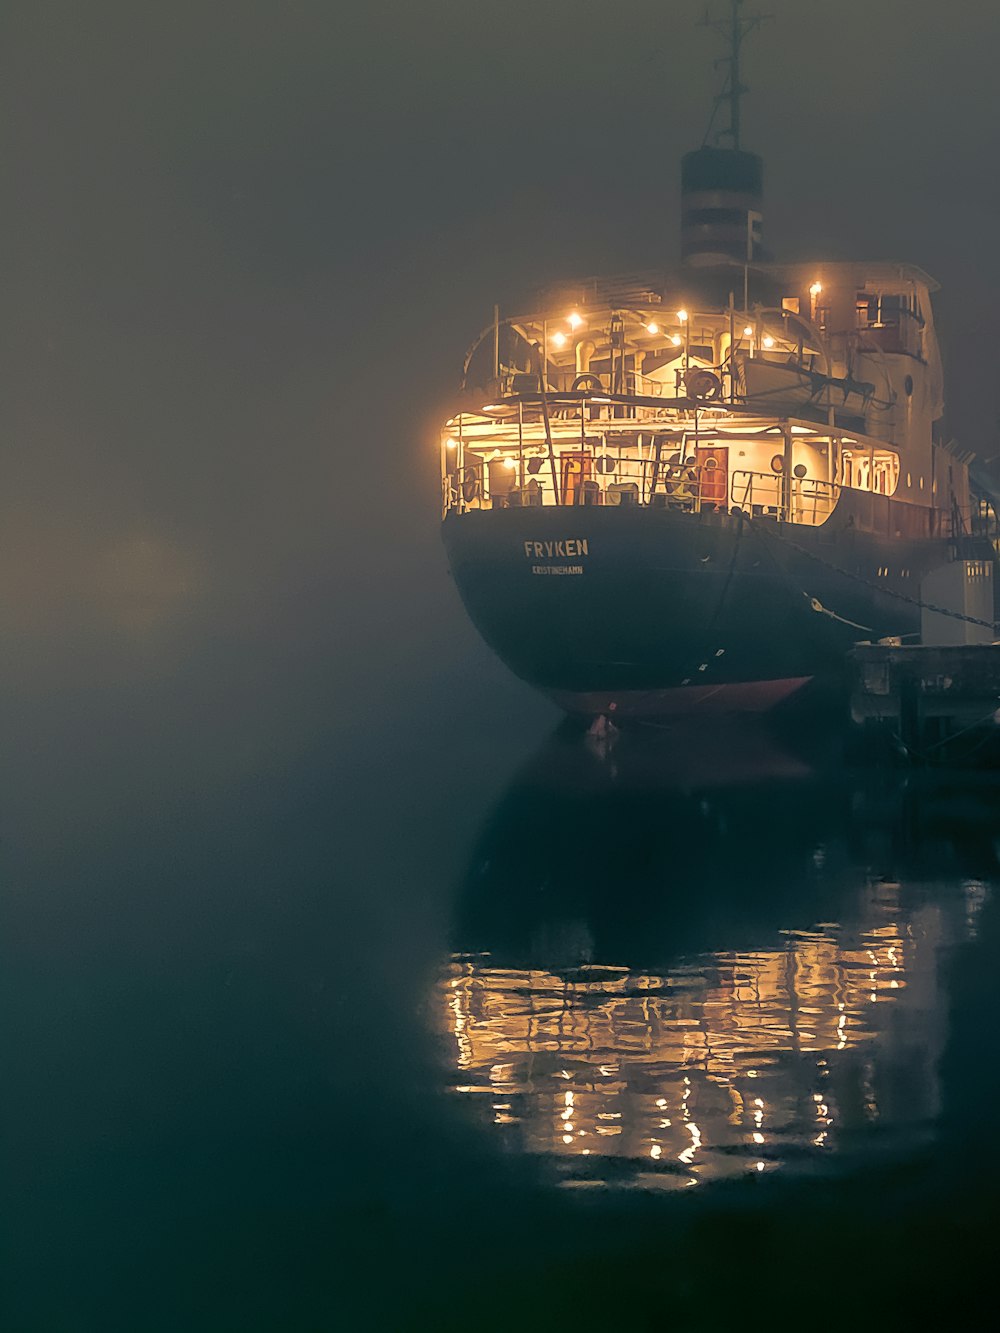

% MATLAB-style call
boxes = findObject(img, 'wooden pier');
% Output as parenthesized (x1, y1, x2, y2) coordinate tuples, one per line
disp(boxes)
(849, 643, 1000, 762)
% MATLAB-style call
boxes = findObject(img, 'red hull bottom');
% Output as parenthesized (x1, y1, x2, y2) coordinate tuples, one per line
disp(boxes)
(549, 676, 813, 718)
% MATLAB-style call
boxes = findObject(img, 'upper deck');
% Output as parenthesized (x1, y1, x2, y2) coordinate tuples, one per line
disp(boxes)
(441, 263, 952, 527)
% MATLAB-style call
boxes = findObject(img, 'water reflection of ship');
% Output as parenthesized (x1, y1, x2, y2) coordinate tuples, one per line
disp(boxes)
(435, 724, 997, 1188)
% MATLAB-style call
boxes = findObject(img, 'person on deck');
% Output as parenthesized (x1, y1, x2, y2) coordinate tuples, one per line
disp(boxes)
(665, 457, 700, 511)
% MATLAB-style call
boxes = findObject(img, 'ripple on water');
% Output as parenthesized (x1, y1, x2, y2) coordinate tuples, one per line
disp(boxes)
(434, 879, 985, 1189)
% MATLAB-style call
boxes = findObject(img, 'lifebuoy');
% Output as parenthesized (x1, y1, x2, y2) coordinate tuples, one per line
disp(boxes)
(684, 369, 722, 401)
(571, 373, 605, 393)
(664, 466, 696, 499)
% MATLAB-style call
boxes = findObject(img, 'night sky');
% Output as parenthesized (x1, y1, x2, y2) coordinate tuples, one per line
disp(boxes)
(3, 4, 1000, 1325)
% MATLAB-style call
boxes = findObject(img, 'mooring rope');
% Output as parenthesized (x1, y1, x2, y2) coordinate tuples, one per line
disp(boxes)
(747, 516, 999, 633)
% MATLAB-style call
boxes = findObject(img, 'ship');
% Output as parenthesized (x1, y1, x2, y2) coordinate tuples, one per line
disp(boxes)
(439, 1, 999, 719)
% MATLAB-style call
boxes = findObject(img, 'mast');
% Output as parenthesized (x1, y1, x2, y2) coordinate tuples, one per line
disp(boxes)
(682, 0, 770, 267)
(700, 0, 771, 150)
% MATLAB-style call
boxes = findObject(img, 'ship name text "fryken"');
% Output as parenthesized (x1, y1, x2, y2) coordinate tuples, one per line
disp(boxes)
(523, 539, 589, 559)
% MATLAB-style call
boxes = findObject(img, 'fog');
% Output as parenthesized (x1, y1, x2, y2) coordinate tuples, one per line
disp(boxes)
(3, 4, 1000, 1325)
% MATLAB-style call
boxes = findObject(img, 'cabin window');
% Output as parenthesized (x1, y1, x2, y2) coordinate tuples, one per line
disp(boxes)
(857, 292, 915, 328)
(878, 294, 903, 324)
(856, 295, 877, 328)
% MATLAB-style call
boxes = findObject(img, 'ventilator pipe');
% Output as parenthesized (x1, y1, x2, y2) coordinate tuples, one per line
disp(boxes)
(575, 338, 597, 376)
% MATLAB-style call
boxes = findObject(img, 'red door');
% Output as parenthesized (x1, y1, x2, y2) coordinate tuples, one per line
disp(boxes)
(695, 446, 728, 509)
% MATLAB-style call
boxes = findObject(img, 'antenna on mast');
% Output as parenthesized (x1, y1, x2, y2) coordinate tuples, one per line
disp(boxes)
(700, 0, 772, 149)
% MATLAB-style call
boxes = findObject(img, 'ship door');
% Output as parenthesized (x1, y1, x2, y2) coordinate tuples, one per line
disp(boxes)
(560, 452, 593, 505)
(696, 446, 728, 510)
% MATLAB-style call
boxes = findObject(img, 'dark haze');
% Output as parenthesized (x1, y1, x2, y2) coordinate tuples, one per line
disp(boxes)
(3, 2, 1000, 1327)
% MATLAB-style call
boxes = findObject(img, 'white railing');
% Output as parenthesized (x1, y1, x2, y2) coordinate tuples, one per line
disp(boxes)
(729, 469, 840, 524)
(444, 456, 730, 516)
(444, 460, 842, 526)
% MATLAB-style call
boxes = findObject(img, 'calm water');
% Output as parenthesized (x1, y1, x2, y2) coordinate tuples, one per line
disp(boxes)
(433, 724, 994, 1193)
(5, 689, 1000, 1330)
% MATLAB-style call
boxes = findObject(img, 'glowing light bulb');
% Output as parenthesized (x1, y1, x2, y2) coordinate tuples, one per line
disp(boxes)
(743, 326, 753, 337)
(645, 321, 659, 335)
(567, 311, 584, 330)
(502, 457, 516, 470)
(762, 335, 775, 348)
(670, 334, 682, 346)
(677, 309, 688, 323)
(551, 331, 567, 349)
(446, 438, 458, 449)
(810, 281, 823, 297)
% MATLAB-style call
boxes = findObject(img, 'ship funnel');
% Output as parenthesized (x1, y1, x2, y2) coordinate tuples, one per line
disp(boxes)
(681, 147, 763, 267)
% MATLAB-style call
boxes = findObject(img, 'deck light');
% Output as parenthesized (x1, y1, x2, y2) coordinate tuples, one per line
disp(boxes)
(502, 457, 516, 470)
(810, 281, 822, 297)
(670, 334, 682, 346)
(677, 309, 688, 323)
(743, 326, 753, 337)
(567, 311, 584, 330)
(646, 321, 660, 334)
(551, 331, 567, 349)
(762, 334, 775, 348)
(446, 437, 458, 449)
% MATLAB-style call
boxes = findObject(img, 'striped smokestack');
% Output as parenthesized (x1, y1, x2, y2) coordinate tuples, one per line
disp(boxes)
(681, 146, 763, 267)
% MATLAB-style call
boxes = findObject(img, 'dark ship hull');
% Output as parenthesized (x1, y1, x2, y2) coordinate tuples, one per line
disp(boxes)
(443, 497, 979, 716)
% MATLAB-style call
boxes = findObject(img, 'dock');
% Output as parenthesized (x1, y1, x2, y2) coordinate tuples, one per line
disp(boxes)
(849, 643, 1000, 762)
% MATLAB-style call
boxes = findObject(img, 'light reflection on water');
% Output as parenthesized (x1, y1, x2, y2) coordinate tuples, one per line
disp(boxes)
(432, 725, 996, 1190)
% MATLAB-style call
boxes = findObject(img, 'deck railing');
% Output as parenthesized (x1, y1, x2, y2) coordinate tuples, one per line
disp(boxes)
(443, 461, 1000, 547)
(445, 457, 739, 518)
(729, 470, 841, 524)
(444, 459, 846, 525)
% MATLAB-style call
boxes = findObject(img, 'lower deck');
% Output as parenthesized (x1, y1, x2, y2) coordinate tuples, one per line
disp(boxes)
(441, 394, 975, 533)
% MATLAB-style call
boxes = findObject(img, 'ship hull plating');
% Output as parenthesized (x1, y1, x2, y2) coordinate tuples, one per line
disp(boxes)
(442, 504, 966, 717)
